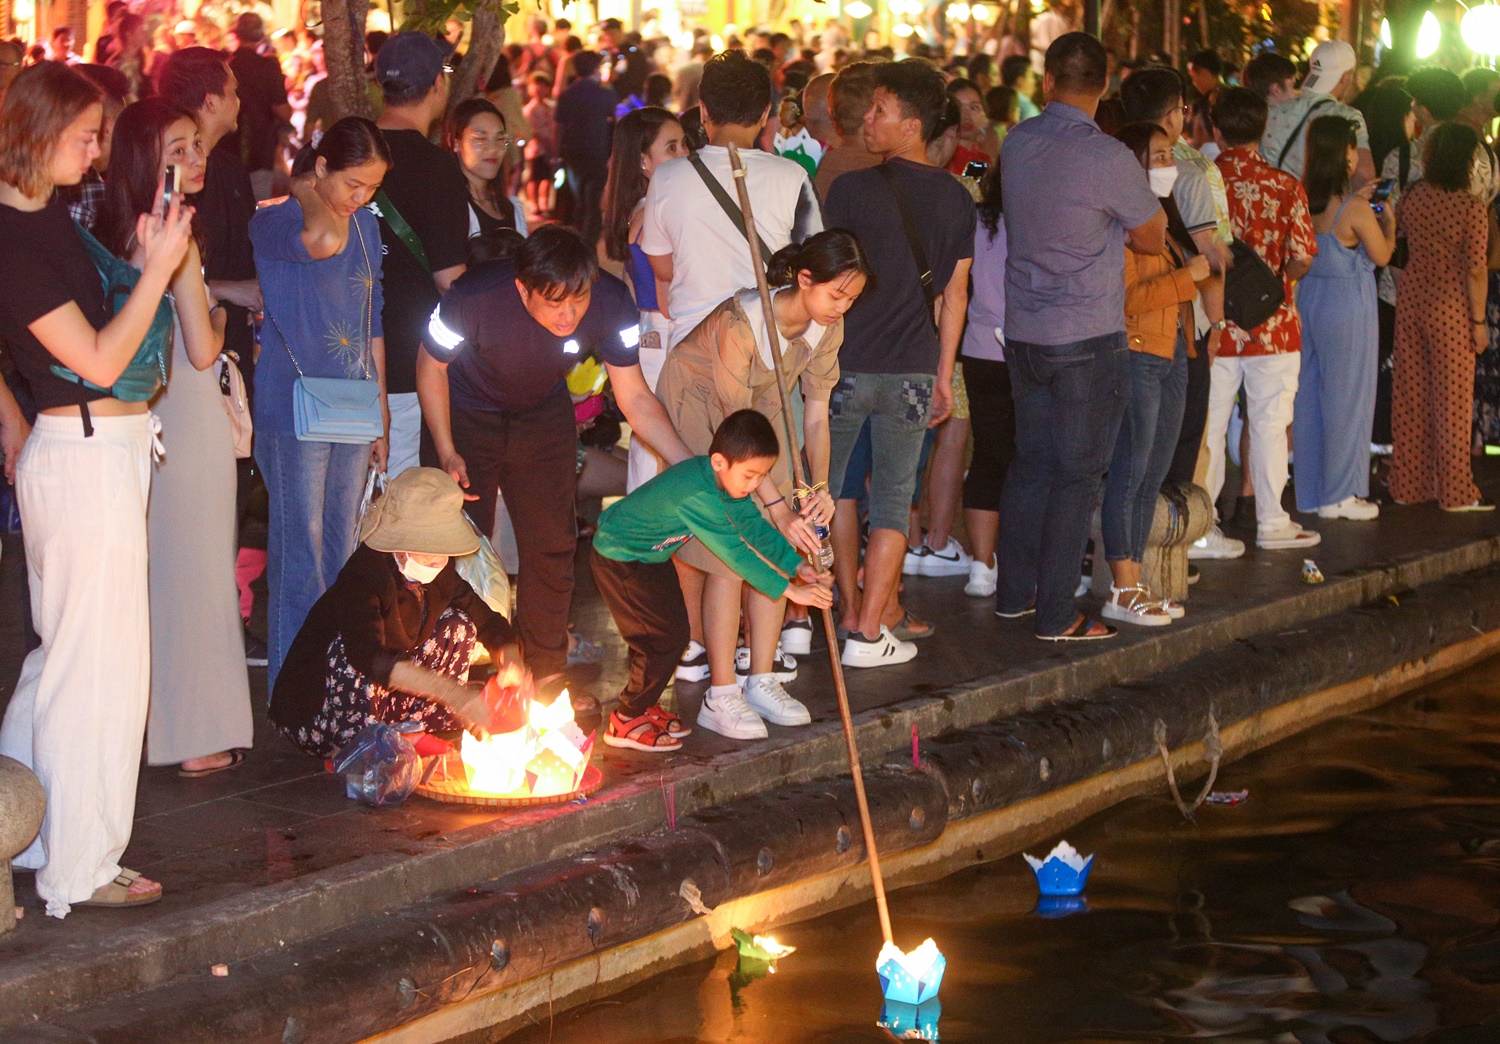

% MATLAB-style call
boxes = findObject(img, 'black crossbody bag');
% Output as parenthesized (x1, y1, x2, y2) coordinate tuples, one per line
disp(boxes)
(875, 163, 939, 332)
(689, 154, 772, 268)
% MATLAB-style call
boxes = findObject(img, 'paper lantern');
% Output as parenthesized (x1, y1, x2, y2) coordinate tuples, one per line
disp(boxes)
(877, 938, 946, 1005)
(1023, 840, 1094, 896)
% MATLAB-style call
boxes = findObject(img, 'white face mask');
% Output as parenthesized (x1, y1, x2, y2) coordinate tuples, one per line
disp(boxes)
(396, 553, 446, 585)
(1148, 164, 1180, 198)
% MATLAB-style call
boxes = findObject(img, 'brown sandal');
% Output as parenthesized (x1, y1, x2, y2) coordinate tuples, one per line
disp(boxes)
(603, 710, 683, 752)
(1038, 614, 1117, 642)
(76, 868, 162, 908)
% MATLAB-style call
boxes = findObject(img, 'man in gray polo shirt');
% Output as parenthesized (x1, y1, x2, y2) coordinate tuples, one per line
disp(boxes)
(997, 32, 1165, 641)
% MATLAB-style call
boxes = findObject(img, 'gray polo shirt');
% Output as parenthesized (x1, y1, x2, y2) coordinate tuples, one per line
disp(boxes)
(1001, 101, 1163, 346)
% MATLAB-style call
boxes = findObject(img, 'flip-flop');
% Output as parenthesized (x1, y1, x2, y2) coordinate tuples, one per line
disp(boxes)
(76, 868, 162, 908)
(177, 749, 247, 778)
(1038, 615, 1117, 642)
(891, 611, 935, 641)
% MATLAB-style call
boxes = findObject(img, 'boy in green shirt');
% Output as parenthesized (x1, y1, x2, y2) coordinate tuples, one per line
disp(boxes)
(592, 410, 834, 751)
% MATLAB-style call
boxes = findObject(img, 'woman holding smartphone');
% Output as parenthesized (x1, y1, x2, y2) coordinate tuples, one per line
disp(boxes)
(0, 63, 194, 915)
(96, 98, 253, 780)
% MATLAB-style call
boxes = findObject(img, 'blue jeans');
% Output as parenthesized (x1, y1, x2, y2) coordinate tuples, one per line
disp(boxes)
(827, 372, 934, 535)
(996, 332, 1129, 635)
(256, 431, 371, 693)
(1102, 335, 1189, 563)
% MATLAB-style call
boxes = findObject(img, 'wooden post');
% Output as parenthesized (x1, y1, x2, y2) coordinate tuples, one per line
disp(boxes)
(724, 142, 894, 947)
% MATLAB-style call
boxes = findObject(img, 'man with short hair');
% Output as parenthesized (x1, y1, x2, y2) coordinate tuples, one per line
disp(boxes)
(998, 31, 1166, 641)
(814, 60, 879, 198)
(801, 70, 837, 144)
(824, 59, 975, 666)
(1261, 39, 1373, 185)
(419, 226, 692, 682)
(1241, 51, 1298, 105)
(46, 26, 79, 64)
(673, 41, 712, 113)
(1186, 48, 1224, 100)
(556, 50, 616, 245)
(1460, 66, 1500, 138)
(642, 50, 822, 352)
(1001, 53, 1040, 120)
(373, 32, 470, 478)
(222, 12, 290, 192)
(1209, 87, 1320, 552)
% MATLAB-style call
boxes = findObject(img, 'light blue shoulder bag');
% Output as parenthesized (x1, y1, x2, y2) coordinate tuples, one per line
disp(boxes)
(267, 215, 383, 444)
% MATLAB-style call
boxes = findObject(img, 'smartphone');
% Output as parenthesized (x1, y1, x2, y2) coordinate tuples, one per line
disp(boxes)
(1370, 176, 1396, 204)
(963, 159, 990, 181)
(161, 164, 180, 213)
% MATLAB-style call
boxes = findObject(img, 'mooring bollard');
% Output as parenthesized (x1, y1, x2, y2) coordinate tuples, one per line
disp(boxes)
(1092, 482, 1213, 602)
(0, 755, 44, 934)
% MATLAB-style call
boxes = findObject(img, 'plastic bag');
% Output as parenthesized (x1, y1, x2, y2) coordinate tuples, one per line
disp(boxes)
(455, 511, 512, 618)
(335, 721, 423, 806)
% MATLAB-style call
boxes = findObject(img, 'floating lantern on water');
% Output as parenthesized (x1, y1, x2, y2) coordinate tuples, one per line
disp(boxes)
(1024, 840, 1094, 896)
(879, 998, 942, 1040)
(416, 667, 601, 806)
(877, 939, 946, 1005)
(731, 928, 795, 963)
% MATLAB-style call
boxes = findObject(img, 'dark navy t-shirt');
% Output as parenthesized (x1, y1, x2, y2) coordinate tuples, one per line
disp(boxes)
(423, 260, 640, 413)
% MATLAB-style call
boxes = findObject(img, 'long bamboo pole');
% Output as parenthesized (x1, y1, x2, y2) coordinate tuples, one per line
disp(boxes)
(725, 143, 894, 946)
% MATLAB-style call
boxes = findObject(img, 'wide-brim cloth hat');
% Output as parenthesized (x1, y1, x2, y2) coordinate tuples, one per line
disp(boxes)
(361, 467, 480, 557)
(1302, 40, 1355, 96)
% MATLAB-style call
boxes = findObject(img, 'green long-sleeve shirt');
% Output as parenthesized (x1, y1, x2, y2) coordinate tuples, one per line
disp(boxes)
(592, 456, 804, 600)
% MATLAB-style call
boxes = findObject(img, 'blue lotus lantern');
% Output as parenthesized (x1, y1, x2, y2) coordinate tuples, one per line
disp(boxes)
(879, 997, 942, 1040)
(877, 938, 946, 1005)
(1023, 840, 1094, 896)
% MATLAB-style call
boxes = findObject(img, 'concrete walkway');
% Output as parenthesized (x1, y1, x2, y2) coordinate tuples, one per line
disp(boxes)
(2, 467, 1500, 1026)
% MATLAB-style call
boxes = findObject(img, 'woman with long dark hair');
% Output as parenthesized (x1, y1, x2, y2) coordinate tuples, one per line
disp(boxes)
(0, 62, 194, 915)
(251, 116, 393, 689)
(445, 98, 526, 238)
(97, 97, 253, 778)
(1100, 121, 1209, 626)
(651, 230, 868, 745)
(599, 105, 685, 489)
(1294, 115, 1395, 521)
(1391, 123, 1495, 511)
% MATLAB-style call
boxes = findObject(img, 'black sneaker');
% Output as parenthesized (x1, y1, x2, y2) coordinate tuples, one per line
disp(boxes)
(244, 631, 268, 668)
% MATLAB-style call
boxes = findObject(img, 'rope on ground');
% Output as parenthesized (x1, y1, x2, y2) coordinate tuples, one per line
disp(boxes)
(1154, 712, 1223, 823)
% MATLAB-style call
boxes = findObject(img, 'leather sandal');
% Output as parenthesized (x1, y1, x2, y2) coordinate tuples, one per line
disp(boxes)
(76, 868, 162, 908)
(1038, 615, 1117, 642)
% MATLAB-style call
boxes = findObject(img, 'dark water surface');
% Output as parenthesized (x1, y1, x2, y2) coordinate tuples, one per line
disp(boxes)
(506, 657, 1500, 1043)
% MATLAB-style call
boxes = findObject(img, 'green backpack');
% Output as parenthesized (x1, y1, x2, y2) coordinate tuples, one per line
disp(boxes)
(48, 222, 173, 402)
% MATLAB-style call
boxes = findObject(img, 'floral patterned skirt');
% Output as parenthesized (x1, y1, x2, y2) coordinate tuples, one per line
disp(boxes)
(280, 608, 476, 758)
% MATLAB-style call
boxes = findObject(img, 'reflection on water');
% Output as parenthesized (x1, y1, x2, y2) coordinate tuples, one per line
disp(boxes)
(506, 658, 1500, 1043)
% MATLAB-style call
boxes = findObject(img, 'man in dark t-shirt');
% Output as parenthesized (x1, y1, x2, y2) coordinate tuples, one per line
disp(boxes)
(823, 60, 975, 670)
(555, 50, 616, 244)
(417, 228, 642, 679)
(220, 14, 289, 184)
(372, 32, 470, 477)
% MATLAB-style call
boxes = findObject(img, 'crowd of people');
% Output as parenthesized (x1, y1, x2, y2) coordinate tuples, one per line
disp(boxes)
(2, 6, 1498, 918)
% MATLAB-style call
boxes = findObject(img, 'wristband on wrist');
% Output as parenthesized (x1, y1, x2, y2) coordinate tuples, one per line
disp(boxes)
(764, 496, 786, 509)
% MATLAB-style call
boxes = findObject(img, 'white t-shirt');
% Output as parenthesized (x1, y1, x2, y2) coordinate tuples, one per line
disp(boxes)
(640, 144, 823, 348)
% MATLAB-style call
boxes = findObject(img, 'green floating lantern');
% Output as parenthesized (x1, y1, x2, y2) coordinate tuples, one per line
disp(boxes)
(731, 927, 796, 963)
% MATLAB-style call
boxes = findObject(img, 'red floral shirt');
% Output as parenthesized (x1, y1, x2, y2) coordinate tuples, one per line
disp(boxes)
(1214, 145, 1318, 356)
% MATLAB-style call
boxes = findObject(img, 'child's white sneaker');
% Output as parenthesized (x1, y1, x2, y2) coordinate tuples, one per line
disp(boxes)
(734, 645, 797, 682)
(675, 640, 709, 682)
(779, 618, 814, 656)
(696, 686, 768, 740)
(742, 674, 812, 726)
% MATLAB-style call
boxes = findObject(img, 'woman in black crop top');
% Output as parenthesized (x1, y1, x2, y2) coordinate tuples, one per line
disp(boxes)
(0, 63, 194, 918)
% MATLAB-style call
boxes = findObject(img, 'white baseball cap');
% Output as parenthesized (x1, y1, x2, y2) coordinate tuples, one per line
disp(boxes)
(1302, 40, 1356, 95)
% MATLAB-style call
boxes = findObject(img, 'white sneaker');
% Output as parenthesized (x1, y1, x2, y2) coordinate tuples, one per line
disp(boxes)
(841, 625, 918, 668)
(779, 618, 813, 656)
(1188, 525, 1246, 560)
(1257, 522, 1321, 550)
(696, 687, 768, 740)
(919, 536, 972, 576)
(1074, 575, 1090, 598)
(964, 554, 998, 597)
(675, 640, 710, 682)
(734, 645, 798, 683)
(901, 544, 930, 576)
(742, 674, 812, 726)
(1318, 496, 1379, 520)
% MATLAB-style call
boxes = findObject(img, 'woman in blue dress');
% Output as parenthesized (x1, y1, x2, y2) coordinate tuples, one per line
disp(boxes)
(250, 117, 391, 690)
(1294, 116, 1397, 520)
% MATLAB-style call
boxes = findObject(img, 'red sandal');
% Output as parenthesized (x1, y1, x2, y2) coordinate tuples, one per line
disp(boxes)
(603, 710, 684, 752)
(645, 705, 691, 739)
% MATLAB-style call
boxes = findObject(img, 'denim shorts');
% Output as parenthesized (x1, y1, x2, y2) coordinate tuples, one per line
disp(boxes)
(827, 371, 934, 535)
